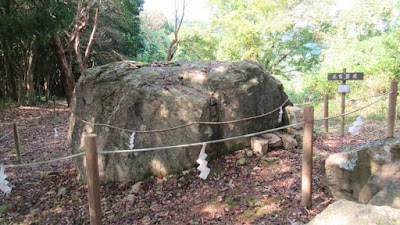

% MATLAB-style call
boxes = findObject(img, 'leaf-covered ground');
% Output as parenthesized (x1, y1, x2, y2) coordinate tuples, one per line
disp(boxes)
(0, 101, 398, 224)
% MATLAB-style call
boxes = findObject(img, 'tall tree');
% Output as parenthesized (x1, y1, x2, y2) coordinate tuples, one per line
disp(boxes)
(51, 0, 102, 106)
(0, 0, 72, 104)
(167, 0, 188, 61)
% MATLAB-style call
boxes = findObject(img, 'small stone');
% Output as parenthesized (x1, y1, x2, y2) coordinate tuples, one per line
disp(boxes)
(252, 166, 261, 171)
(57, 187, 68, 196)
(237, 158, 246, 166)
(285, 106, 304, 129)
(217, 196, 223, 202)
(236, 152, 246, 159)
(176, 192, 182, 197)
(251, 137, 269, 156)
(313, 147, 321, 155)
(278, 133, 298, 150)
(179, 176, 185, 182)
(260, 133, 282, 147)
(126, 194, 136, 203)
(182, 170, 190, 175)
(40, 171, 59, 179)
(246, 150, 254, 157)
(130, 181, 143, 194)
(263, 157, 280, 163)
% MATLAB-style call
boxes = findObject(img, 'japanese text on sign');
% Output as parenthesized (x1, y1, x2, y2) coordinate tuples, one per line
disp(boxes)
(328, 73, 364, 80)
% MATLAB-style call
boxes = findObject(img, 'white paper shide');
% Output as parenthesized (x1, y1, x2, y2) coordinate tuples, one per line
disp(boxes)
(0, 165, 12, 196)
(278, 107, 283, 123)
(54, 128, 59, 138)
(348, 116, 363, 135)
(197, 143, 210, 179)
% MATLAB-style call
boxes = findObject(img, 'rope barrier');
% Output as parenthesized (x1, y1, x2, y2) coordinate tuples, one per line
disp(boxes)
(293, 91, 391, 107)
(71, 98, 290, 134)
(346, 91, 392, 102)
(99, 122, 304, 154)
(0, 131, 12, 141)
(293, 100, 322, 106)
(0, 90, 392, 168)
(314, 91, 392, 122)
(3, 152, 85, 169)
(2, 122, 303, 168)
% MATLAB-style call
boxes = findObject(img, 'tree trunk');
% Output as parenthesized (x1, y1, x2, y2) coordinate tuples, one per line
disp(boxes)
(44, 73, 50, 102)
(26, 38, 38, 106)
(0, 68, 4, 99)
(50, 37, 75, 106)
(18, 70, 24, 104)
(3, 51, 18, 102)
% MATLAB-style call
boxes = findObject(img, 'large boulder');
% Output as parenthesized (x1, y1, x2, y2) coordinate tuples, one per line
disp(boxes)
(308, 199, 400, 225)
(69, 60, 290, 182)
(322, 138, 400, 208)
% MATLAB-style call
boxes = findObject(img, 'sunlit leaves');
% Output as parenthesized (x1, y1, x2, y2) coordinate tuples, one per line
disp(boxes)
(208, 0, 321, 78)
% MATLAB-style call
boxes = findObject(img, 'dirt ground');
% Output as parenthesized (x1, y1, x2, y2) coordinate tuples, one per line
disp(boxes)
(0, 101, 398, 224)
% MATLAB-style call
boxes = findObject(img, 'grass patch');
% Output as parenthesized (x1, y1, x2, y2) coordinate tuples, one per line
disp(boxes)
(209, 163, 225, 178)
(261, 160, 279, 170)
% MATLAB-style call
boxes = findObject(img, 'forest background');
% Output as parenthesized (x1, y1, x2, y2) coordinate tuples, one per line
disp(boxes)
(0, 0, 399, 108)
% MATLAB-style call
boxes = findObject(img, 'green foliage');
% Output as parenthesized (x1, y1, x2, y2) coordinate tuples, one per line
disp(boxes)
(90, 0, 144, 64)
(135, 27, 170, 62)
(118, 0, 144, 58)
(0, 0, 74, 45)
(174, 23, 218, 61)
(285, 0, 400, 102)
(208, 0, 322, 78)
(135, 10, 172, 62)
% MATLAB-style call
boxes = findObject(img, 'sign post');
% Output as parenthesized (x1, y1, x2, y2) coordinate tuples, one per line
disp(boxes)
(328, 69, 364, 136)
(340, 69, 346, 137)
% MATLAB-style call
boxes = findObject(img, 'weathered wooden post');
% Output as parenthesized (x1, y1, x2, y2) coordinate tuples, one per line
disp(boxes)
(302, 106, 314, 209)
(324, 95, 329, 133)
(13, 123, 21, 163)
(340, 68, 346, 136)
(53, 96, 56, 121)
(85, 134, 102, 225)
(386, 81, 398, 138)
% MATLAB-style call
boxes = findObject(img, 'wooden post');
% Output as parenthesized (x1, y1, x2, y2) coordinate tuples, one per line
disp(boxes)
(85, 134, 102, 225)
(13, 123, 21, 163)
(386, 81, 398, 138)
(302, 106, 314, 209)
(53, 96, 56, 121)
(340, 68, 346, 137)
(324, 95, 329, 133)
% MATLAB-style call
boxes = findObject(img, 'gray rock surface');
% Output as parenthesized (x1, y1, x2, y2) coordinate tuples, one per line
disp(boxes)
(246, 150, 254, 157)
(260, 133, 282, 147)
(130, 181, 143, 194)
(251, 137, 269, 156)
(236, 158, 247, 166)
(69, 60, 290, 182)
(285, 106, 304, 130)
(322, 139, 400, 208)
(308, 199, 400, 225)
(285, 106, 304, 143)
(278, 133, 298, 150)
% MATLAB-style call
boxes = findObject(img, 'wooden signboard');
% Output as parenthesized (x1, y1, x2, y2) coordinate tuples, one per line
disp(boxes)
(328, 72, 364, 80)
(327, 69, 364, 136)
